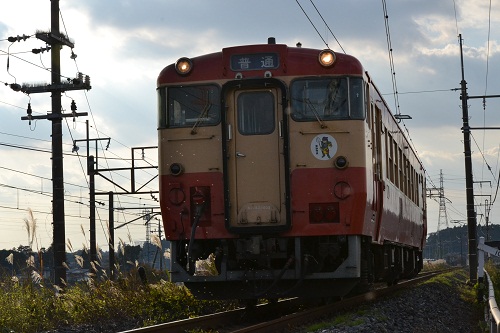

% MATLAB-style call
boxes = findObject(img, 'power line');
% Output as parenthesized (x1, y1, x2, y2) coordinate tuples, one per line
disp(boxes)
(382, 88, 458, 95)
(294, 0, 330, 49)
(470, 132, 497, 183)
(452, 0, 459, 37)
(484, 0, 492, 96)
(0, 48, 73, 82)
(308, 0, 346, 53)
(381, 0, 401, 116)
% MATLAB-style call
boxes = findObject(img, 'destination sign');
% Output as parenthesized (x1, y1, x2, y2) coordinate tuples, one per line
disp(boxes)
(230, 53, 279, 71)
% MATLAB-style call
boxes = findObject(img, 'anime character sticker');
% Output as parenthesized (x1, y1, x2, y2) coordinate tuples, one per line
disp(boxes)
(310, 134, 337, 160)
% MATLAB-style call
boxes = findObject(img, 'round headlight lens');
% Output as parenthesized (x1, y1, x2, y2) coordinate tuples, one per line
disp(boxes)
(319, 49, 336, 67)
(175, 57, 193, 75)
(169, 163, 184, 176)
(334, 156, 348, 169)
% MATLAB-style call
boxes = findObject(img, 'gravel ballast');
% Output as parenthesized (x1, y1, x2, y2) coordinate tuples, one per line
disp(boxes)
(295, 269, 484, 333)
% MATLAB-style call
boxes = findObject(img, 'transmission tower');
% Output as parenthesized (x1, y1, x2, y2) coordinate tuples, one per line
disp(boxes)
(436, 169, 449, 259)
(437, 169, 449, 231)
(143, 208, 152, 265)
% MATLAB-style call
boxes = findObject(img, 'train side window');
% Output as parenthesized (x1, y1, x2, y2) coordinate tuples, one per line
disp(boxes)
(158, 88, 167, 128)
(237, 91, 275, 135)
(349, 77, 365, 119)
(165, 85, 220, 128)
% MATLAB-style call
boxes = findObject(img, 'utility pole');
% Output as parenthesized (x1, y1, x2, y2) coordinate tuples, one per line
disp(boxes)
(20, 0, 90, 286)
(89, 146, 159, 276)
(73, 121, 110, 272)
(459, 34, 478, 284)
(109, 192, 115, 280)
(457, 33, 500, 282)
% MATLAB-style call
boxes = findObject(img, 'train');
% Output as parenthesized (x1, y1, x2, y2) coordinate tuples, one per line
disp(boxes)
(157, 38, 427, 300)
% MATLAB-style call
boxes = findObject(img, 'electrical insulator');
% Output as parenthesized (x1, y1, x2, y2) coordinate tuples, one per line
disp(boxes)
(84, 75, 90, 86)
(9, 83, 21, 92)
(71, 100, 77, 122)
(8, 34, 30, 43)
(32, 47, 51, 54)
(27, 103, 33, 125)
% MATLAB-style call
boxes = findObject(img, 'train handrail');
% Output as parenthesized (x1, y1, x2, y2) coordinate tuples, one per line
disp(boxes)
(485, 270, 500, 333)
(167, 135, 215, 141)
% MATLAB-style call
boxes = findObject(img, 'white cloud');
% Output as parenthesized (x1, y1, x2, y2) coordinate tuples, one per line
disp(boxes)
(1, 0, 500, 249)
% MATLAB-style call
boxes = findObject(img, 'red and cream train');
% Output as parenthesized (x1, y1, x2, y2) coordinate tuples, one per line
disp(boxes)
(157, 38, 427, 300)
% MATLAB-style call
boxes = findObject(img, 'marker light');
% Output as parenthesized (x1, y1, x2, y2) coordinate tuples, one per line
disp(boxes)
(169, 163, 184, 176)
(334, 156, 348, 169)
(175, 57, 193, 75)
(319, 49, 336, 67)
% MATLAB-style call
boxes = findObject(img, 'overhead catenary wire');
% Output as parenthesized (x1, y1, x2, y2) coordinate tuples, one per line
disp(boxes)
(381, 0, 401, 116)
(59, 7, 162, 243)
(0, 49, 73, 82)
(308, 0, 346, 53)
(484, 0, 492, 97)
(452, 0, 460, 38)
(294, 0, 330, 49)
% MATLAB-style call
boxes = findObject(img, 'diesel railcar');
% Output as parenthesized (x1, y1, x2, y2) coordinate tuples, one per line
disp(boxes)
(157, 38, 427, 300)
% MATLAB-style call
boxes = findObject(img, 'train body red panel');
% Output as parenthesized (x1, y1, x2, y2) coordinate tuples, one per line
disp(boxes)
(157, 39, 426, 300)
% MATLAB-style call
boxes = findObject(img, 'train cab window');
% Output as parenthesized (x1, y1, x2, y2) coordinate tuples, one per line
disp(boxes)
(237, 91, 275, 135)
(290, 77, 365, 121)
(349, 77, 364, 119)
(163, 85, 220, 128)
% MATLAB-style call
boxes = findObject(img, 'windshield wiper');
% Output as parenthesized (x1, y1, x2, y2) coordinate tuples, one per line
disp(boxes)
(304, 98, 327, 129)
(191, 92, 212, 135)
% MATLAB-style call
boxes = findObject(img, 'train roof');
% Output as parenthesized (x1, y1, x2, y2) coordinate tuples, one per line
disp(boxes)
(157, 41, 364, 86)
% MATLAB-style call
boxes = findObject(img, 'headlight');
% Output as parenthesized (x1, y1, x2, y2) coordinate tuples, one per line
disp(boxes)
(318, 49, 336, 67)
(175, 57, 193, 75)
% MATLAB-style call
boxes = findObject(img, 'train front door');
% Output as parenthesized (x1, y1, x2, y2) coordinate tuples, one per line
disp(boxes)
(225, 87, 287, 232)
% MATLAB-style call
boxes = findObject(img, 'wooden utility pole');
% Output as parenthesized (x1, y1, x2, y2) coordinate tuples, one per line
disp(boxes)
(20, 0, 90, 286)
(459, 35, 500, 284)
(459, 34, 478, 283)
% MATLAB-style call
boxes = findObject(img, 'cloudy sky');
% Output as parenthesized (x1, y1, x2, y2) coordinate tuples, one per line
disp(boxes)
(0, 0, 499, 252)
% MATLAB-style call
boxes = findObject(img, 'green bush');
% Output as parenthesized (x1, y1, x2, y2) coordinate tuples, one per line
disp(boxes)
(0, 268, 233, 333)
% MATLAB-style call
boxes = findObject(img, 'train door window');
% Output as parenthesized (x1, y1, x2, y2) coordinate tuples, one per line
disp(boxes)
(393, 140, 399, 187)
(387, 132, 393, 182)
(398, 148, 403, 191)
(365, 82, 370, 123)
(237, 91, 275, 135)
(404, 156, 409, 196)
(385, 130, 389, 179)
(166, 85, 220, 128)
(414, 169, 417, 201)
(366, 102, 372, 127)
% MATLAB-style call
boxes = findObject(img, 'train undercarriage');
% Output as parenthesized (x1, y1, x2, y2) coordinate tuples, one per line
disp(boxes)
(169, 235, 423, 300)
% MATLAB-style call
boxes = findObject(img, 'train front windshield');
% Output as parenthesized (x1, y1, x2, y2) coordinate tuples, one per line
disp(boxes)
(159, 85, 221, 128)
(290, 77, 365, 121)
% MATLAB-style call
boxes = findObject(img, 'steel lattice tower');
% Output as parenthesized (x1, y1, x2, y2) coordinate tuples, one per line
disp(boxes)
(437, 169, 449, 258)
(437, 170, 449, 231)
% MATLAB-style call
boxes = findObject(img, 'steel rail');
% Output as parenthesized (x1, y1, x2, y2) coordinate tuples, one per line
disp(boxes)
(118, 269, 455, 333)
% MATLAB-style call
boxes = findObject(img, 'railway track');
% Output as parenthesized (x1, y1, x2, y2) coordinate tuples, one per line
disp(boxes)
(119, 269, 454, 333)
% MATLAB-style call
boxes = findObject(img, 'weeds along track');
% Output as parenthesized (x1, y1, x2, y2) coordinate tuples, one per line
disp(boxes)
(119, 268, 457, 333)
